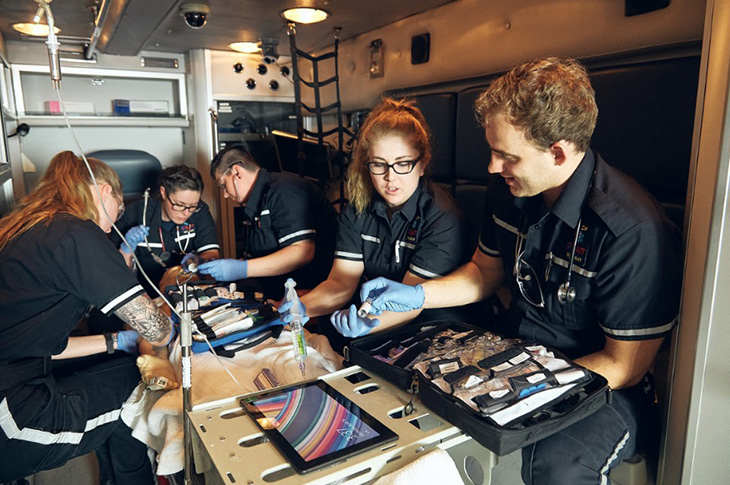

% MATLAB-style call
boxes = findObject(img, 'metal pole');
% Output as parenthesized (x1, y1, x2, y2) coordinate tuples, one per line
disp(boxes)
(287, 22, 307, 178)
(178, 273, 194, 484)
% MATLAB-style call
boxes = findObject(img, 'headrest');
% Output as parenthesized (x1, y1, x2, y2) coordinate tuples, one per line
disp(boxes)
(87, 149, 162, 195)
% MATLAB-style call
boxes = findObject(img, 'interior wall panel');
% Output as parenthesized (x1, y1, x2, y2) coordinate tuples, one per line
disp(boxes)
(320, 0, 705, 110)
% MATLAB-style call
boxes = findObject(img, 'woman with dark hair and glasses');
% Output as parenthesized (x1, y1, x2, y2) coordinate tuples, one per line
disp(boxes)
(279, 97, 466, 352)
(110, 165, 220, 295)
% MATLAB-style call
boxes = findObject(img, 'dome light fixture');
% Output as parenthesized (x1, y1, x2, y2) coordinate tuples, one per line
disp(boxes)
(281, 7, 329, 24)
(229, 42, 260, 54)
(12, 22, 60, 37)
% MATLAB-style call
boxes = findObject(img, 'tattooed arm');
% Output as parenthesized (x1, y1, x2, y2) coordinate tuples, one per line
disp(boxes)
(114, 294, 172, 348)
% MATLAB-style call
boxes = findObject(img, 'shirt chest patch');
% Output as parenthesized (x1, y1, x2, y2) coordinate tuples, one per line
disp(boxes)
(566, 223, 590, 265)
(405, 214, 421, 244)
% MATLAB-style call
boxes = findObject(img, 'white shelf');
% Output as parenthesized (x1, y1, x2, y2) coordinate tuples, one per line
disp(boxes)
(11, 64, 188, 124)
(19, 115, 190, 127)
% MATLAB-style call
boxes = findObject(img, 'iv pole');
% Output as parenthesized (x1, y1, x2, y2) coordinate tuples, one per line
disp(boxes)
(177, 270, 195, 484)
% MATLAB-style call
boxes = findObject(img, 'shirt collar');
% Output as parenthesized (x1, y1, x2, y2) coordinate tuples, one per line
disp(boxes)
(243, 168, 270, 218)
(371, 179, 427, 221)
(514, 150, 596, 228)
(550, 149, 596, 227)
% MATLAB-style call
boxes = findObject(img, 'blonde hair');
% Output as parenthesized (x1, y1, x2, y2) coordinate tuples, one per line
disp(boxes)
(0, 151, 122, 252)
(347, 97, 432, 214)
(475, 57, 598, 152)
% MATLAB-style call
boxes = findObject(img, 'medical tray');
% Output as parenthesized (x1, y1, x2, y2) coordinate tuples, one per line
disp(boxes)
(346, 320, 609, 455)
(164, 279, 282, 354)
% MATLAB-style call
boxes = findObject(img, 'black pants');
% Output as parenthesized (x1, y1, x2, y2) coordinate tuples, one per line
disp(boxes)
(521, 377, 657, 484)
(0, 354, 154, 484)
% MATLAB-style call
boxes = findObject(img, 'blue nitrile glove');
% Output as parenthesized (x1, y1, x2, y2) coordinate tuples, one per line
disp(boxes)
(360, 277, 425, 315)
(181, 252, 198, 266)
(121, 225, 149, 254)
(278, 300, 310, 326)
(331, 304, 380, 338)
(116, 330, 139, 354)
(197, 259, 248, 281)
(181, 253, 202, 271)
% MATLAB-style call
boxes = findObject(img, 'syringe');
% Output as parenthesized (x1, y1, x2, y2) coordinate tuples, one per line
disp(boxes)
(284, 278, 307, 377)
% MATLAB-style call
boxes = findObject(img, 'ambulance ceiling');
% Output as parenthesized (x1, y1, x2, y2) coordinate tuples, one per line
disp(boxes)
(0, 0, 456, 56)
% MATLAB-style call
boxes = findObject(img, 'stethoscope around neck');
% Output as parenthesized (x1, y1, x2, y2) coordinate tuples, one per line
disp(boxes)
(517, 169, 596, 306)
(515, 214, 582, 306)
(142, 188, 191, 268)
(556, 218, 582, 304)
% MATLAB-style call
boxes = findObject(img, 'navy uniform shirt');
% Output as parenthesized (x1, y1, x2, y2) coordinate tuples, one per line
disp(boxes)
(0, 215, 145, 361)
(479, 150, 683, 359)
(240, 169, 337, 298)
(336, 181, 465, 282)
(110, 196, 219, 295)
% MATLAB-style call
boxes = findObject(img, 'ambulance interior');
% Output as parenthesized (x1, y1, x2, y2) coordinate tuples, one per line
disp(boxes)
(0, 0, 728, 483)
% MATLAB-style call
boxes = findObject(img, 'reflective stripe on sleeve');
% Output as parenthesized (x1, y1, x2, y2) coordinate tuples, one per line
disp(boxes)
(409, 264, 441, 279)
(196, 243, 220, 253)
(600, 317, 677, 338)
(478, 240, 500, 256)
(279, 229, 316, 244)
(100, 285, 144, 314)
(335, 251, 363, 260)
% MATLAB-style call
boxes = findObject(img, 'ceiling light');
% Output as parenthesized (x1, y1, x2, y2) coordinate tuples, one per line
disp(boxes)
(12, 23, 61, 37)
(281, 8, 329, 24)
(229, 42, 260, 54)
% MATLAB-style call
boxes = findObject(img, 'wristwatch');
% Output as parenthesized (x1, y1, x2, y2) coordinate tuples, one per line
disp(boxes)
(104, 332, 117, 354)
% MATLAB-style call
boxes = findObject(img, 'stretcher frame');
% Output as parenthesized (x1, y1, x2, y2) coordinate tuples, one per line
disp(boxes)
(187, 365, 497, 484)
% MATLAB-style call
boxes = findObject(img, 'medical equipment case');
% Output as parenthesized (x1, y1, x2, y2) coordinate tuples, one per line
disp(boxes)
(346, 320, 609, 456)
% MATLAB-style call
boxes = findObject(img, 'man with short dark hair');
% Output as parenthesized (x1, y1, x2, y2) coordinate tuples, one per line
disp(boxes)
(199, 144, 337, 299)
(360, 57, 683, 483)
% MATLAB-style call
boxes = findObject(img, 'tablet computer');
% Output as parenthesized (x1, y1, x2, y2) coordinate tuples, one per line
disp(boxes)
(240, 380, 399, 474)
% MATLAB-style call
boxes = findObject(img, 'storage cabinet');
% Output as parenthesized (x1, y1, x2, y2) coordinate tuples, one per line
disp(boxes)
(11, 64, 188, 127)
(0, 56, 18, 213)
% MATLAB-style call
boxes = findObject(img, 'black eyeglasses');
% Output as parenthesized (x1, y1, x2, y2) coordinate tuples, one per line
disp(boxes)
(367, 159, 419, 175)
(169, 200, 202, 213)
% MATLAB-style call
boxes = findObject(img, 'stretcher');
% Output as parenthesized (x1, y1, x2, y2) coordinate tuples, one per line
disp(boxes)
(121, 328, 343, 475)
(188, 365, 497, 484)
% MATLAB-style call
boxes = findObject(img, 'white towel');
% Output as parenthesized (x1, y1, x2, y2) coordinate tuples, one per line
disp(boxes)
(121, 329, 343, 476)
(373, 448, 464, 485)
